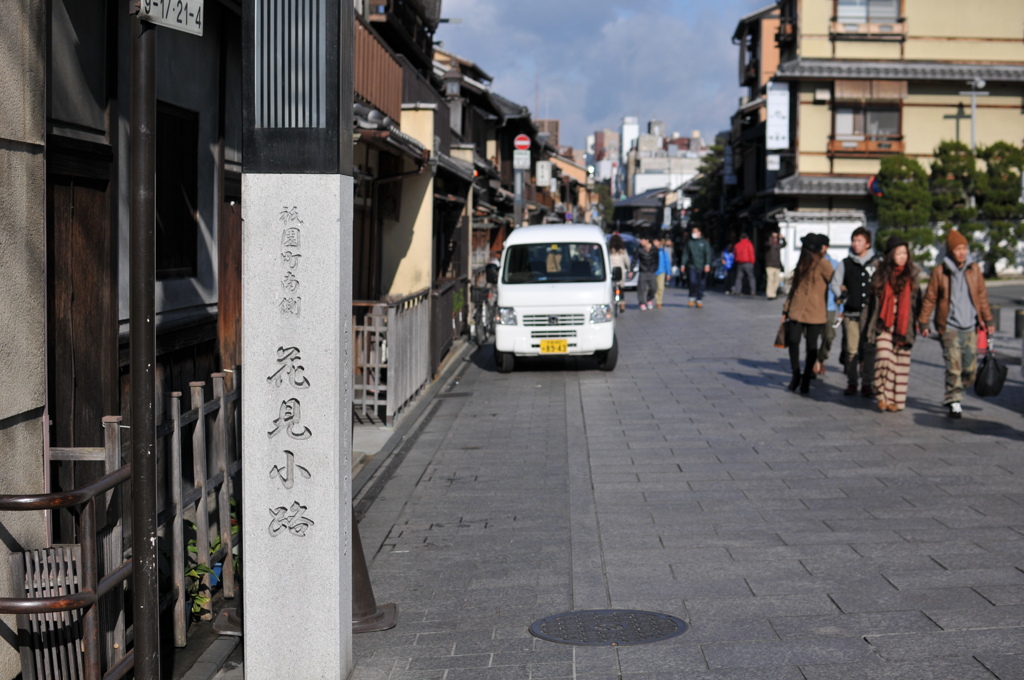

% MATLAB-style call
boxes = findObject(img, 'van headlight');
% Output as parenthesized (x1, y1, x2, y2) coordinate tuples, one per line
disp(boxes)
(497, 307, 517, 325)
(590, 304, 613, 324)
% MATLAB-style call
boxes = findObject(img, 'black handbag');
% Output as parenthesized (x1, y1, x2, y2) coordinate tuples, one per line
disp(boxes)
(974, 348, 1007, 397)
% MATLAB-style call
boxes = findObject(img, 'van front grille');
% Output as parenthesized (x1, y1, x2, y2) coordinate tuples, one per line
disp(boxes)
(523, 314, 586, 327)
(531, 330, 578, 339)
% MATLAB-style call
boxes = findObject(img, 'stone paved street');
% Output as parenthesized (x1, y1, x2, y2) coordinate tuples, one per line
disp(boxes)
(349, 284, 1024, 680)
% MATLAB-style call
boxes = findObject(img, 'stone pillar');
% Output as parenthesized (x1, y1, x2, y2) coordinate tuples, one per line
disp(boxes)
(241, 176, 353, 678)
(240, 1, 354, 676)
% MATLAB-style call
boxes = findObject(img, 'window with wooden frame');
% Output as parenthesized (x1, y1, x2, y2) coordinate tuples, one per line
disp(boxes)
(830, 80, 905, 155)
(833, 0, 904, 38)
(156, 101, 199, 279)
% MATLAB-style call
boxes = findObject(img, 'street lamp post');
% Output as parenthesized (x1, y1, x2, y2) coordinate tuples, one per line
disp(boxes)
(959, 78, 989, 153)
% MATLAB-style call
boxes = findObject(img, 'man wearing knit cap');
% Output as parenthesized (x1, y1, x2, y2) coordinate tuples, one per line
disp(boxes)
(918, 228, 993, 418)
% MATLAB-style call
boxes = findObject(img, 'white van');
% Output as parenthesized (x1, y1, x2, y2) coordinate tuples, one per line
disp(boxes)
(491, 224, 618, 373)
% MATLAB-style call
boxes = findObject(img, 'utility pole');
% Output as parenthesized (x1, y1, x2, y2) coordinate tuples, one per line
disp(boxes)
(959, 78, 989, 153)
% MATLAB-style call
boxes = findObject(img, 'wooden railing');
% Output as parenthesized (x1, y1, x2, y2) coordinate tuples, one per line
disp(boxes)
(159, 372, 241, 645)
(828, 137, 904, 156)
(353, 290, 432, 425)
(0, 370, 242, 679)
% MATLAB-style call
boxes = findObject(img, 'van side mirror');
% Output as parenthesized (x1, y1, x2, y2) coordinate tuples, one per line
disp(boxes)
(485, 263, 499, 285)
(612, 266, 623, 282)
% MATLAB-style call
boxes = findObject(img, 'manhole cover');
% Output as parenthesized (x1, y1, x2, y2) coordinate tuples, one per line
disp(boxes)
(528, 609, 688, 646)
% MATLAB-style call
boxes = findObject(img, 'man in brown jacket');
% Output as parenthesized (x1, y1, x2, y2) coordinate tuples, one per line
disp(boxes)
(918, 229, 993, 418)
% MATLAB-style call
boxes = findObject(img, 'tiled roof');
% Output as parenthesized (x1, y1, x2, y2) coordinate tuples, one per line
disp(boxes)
(437, 153, 474, 183)
(776, 59, 1024, 82)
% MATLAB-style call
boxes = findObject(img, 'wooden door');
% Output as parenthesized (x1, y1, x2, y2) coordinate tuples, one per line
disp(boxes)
(48, 177, 118, 448)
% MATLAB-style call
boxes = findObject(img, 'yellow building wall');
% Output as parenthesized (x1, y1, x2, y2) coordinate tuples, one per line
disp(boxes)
(902, 84, 1024, 159)
(800, 35, 832, 59)
(799, 0, 833, 37)
(832, 158, 881, 175)
(906, 0, 1024, 41)
(833, 41, 902, 60)
(906, 40, 1024, 63)
(799, 154, 831, 174)
(382, 108, 434, 298)
(798, 94, 831, 155)
(797, 0, 833, 57)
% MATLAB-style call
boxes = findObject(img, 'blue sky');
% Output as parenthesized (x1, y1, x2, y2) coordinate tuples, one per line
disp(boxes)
(435, 0, 772, 151)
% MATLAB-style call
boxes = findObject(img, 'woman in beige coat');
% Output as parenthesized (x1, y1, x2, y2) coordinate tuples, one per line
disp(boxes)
(782, 234, 834, 393)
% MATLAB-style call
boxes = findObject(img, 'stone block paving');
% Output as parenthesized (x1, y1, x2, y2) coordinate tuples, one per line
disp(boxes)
(350, 286, 1024, 680)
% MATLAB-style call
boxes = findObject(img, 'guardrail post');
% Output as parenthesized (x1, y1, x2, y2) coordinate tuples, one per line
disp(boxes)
(169, 391, 187, 646)
(213, 373, 235, 598)
(100, 415, 125, 666)
(190, 382, 212, 619)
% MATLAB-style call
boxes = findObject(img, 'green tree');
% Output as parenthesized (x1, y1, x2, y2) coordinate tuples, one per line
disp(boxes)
(688, 143, 724, 232)
(873, 154, 933, 257)
(976, 141, 1024, 271)
(594, 181, 615, 227)
(929, 141, 984, 259)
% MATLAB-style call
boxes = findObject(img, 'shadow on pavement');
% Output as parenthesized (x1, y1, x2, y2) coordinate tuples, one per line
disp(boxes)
(913, 410, 1024, 442)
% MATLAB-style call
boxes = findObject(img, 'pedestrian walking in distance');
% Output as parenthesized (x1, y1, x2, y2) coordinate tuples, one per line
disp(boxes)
(814, 236, 840, 377)
(681, 226, 714, 308)
(764, 231, 786, 300)
(862, 236, 923, 412)
(918, 228, 994, 418)
(782, 234, 834, 393)
(653, 236, 672, 309)
(608, 234, 631, 314)
(731, 232, 756, 296)
(635, 235, 659, 311)
(831, 226, 882, 397)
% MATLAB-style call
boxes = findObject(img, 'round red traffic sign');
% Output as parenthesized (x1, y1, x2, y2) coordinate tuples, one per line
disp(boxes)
(513, 134, 531, 150)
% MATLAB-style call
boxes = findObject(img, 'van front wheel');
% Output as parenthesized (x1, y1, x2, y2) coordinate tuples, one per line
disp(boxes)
(495, 348, 515, 373)
(597, 336, 618, 371)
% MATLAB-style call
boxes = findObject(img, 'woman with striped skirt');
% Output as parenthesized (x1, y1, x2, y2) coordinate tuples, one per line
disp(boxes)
(862, 236, 923, 412)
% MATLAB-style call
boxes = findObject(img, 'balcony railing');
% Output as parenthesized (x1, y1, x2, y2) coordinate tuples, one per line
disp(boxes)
(828, 136, 904, 156)
(355, 16, 403, 124)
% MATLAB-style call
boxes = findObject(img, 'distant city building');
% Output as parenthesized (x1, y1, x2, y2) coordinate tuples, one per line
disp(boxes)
(536, 119, 561, 148)
(620, 116, 640, 167)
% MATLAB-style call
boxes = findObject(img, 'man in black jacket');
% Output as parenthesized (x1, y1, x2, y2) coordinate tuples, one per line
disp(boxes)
(830, 227, 881, 396)
(636, 236, 660, 311)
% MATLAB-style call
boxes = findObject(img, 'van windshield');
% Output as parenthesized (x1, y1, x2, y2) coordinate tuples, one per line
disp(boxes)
(502, 243, 607, 284)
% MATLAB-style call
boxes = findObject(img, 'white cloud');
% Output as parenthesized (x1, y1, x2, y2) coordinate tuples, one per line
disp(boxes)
(435, 0, 771, 148)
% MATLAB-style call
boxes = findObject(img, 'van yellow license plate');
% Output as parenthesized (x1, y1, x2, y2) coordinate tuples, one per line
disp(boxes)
(539, 339, 568, 354)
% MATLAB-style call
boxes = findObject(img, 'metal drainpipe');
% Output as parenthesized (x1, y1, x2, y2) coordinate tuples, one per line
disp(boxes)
(129, 14, 160, 679)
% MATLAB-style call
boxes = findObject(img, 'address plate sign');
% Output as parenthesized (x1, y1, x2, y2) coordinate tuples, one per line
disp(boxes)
(140, 0, 204, 36)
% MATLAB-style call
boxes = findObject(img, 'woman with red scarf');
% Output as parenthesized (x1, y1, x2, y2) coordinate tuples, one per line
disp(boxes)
(862, 236, 923, 412)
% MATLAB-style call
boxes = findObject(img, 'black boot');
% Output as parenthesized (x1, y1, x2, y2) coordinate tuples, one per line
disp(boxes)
(788, 371, 800, 392)
(800, 368, 814, 394)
